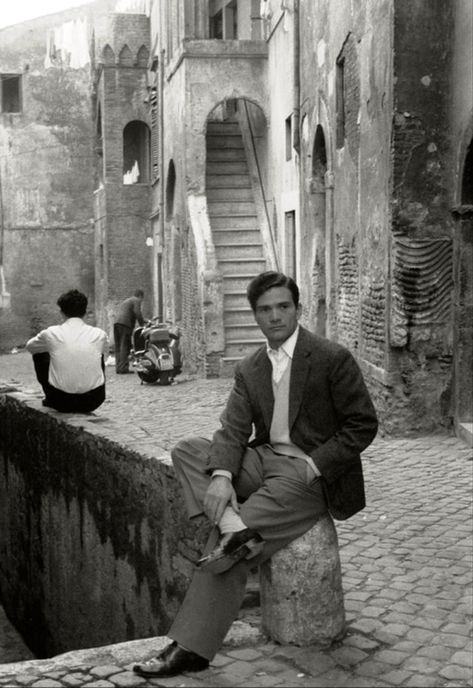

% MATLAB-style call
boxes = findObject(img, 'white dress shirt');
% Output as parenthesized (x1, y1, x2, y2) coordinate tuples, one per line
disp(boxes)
(26, 317, 109, 394)
(266, 324, 300, 383)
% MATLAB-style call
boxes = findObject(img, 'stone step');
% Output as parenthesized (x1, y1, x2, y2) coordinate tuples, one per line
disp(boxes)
(208, 201, 257, 215)
(207, 161, 249, 175)
(214, 229, 261, 244)
(207, 122, 241, 135)
(223, 274, 261, 291)
(223, 291, 250, 309)
(206, 174, 251, 189)
(211, 216, 259, 230)
(207, 148, 247, 162)
(207, 187, 254, 202)
(207, 134, 244, 149)
(223, 306, 255, 325)
(215, 242, 264, 259)
(219, 258, 266, 275)
(225, 323, 261, 340)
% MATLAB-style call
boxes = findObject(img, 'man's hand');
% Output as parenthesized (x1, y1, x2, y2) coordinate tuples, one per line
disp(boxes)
(203, 475, 239, 525)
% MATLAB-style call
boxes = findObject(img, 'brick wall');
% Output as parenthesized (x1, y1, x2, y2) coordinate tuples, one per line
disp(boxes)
(0, 393, 209, 658)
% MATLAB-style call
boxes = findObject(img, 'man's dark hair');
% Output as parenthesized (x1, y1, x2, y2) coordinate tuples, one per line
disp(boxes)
(57, 290, 88, 318)
(134, 289, 144, 298)
(247, 271, 300, 311)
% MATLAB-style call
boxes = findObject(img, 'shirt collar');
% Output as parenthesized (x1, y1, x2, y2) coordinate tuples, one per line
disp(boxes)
(266, 324, 300, 360)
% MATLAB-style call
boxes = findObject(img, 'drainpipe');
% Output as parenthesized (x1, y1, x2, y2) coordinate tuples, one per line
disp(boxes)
(0, 165, 11, 310)
(158, 47, 165, 321)
(292, 0, 300, 155)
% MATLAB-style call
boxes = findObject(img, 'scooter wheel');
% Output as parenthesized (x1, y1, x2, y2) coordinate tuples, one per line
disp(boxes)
(157, 371, 173, 386)
(138, 370, 160, 384)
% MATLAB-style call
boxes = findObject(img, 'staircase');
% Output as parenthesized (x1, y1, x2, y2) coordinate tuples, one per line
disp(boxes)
(206, 118, 266, 371)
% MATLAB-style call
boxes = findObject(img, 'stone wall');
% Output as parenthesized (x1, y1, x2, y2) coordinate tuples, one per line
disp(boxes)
(0, 12, 98, 351)
(0, 392, 208, 658)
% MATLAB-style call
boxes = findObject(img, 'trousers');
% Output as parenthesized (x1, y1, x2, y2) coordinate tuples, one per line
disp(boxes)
(168, 436, 328, 660)
(113, 323, 132, 373)
(32, 352, 105, 413)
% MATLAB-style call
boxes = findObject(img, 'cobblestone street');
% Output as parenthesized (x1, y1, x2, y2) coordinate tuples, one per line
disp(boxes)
(0, 352, 472, 687)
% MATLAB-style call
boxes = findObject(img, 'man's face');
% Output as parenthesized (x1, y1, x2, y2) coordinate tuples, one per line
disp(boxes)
(254, 286, 301, 349)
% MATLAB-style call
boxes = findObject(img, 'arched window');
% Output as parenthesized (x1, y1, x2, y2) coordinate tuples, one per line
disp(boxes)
(123, 121, 150, 184)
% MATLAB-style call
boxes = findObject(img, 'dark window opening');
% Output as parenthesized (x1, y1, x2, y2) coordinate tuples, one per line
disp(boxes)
(1, 74, 21, 113)
(166, 160, 176, 220)
(461, 141, 473, 205)
(336, 56, 345, 148)
(285, 115, 293, 161)
(123, 120, 150, 184)
(285, 210, 296, 277)
(209, 1, 237, 39)
(210, 9, 223, 38)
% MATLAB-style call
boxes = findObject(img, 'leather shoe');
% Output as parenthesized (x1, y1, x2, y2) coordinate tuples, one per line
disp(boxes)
(133, 641, 209, 677)
(196, 528, 263, 574)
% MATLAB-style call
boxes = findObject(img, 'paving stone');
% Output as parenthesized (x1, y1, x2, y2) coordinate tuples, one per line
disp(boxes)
(225, 648, 262, 661)
(110, 671, 145, 686)
(210, 654, 234, 667)
(450, 650, 473, 667)
(432, 633, 470, 649)
(442, 623, 471, 635)
(439, 665, 473, 681)
(406, 628, 436, 643)
(329, 646, 368, 667)
(89, 666, 122, 679)
(343, 635, 379, 651)
(381, 623, 410, 637)
(379, 669, 413, 686)
(87, 681, 114, 688)
(417, 645, 454, 661)
(405, 674, 442, 687)
(31, 681, 62, 688)
(402, 656, 443, 673)
(353, 661, 387, 677)
(63, 676, 90, 687)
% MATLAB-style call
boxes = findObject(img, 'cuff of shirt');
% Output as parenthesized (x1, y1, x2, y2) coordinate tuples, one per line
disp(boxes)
(211, 469, 232, 481)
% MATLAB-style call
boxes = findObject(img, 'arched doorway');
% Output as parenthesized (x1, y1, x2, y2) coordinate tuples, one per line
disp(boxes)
(308, 125, 328, 337)
(205, 97, 271, 369)
(453, 137, 473, 442)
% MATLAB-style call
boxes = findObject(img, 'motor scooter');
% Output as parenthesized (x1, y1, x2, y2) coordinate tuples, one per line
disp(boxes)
(129, 318, 182, 385)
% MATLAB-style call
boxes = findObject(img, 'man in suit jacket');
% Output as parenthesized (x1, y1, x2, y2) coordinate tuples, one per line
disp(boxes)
(134, 271, 378, 679)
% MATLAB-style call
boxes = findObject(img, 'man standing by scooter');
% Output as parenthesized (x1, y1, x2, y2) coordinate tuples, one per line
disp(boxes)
(113, 289, 145, 374)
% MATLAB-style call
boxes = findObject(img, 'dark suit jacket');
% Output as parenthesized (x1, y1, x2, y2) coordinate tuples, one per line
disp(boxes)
(207, 326, 378, 520)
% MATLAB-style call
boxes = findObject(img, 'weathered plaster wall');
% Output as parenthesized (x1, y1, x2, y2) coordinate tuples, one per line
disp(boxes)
(0, 11, 99, 351)
(265, 5, 299, 278)
(0, 392, 208, 658)
(390, 0, 455, 432)
(298, 0, 393, 421)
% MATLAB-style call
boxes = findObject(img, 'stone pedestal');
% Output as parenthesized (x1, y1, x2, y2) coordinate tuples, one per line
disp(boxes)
(259, 512, 345, 646)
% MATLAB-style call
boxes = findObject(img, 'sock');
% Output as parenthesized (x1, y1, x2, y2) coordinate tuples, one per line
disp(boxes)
(218, 506, 246, 534)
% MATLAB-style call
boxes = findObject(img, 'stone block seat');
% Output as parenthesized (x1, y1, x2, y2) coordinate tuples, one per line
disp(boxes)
(259, 512, 346, 646)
